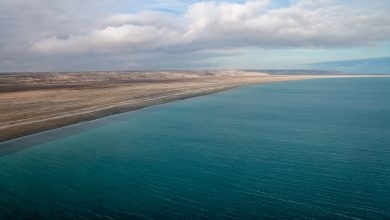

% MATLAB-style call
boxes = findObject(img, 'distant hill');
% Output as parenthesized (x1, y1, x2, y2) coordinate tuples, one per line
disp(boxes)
(307, 57, 390, 74)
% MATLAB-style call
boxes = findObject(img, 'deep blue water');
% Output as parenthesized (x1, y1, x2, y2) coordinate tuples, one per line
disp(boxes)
(0, 78, 389, 219)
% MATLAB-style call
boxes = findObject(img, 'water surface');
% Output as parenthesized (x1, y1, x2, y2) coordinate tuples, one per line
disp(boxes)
(0, 78, 389, 219)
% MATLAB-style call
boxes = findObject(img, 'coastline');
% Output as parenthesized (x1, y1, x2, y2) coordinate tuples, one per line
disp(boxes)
(0, 72, 388, 143)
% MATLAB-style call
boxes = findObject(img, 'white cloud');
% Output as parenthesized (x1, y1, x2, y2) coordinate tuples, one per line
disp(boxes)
(106, 12, 184, 30)
(184, 0, 390, 47)
(0, 0, 389, 71)
(31, 24, 182, 54)
(30, 0, 390, 56)
(184, 0, 270, 40)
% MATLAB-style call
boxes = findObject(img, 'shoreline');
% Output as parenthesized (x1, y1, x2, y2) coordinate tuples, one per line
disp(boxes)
(1, 73, 389, 143)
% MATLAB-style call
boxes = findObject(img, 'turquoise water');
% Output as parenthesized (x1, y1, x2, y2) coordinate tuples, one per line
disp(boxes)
(0, 78, 389, 219)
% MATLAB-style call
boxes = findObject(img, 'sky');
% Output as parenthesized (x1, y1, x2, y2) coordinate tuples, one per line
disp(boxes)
(0, 0, 389, 72)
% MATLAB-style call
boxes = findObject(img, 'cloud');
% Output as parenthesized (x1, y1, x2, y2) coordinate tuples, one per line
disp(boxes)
(0, 0, 389, 71)
(31, 24, 183, 54)
(30, 0, 390, 55)
(184, 0, 390, 47)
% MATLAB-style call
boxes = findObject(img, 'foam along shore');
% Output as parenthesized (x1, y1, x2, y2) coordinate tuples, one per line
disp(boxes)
(0, 71, 388, 143)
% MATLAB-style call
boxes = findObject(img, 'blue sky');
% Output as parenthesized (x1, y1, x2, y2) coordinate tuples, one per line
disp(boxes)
(0, 0, 389, 72)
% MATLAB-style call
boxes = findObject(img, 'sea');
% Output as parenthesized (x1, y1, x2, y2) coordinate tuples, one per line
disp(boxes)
(0, 77, 389, 219)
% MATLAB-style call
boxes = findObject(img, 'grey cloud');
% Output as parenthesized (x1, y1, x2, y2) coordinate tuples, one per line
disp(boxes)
(0, 0, 112, 60)
(30, 25, 183, 54)
(184, 0, 390, 48)
(0, 0, 389, 71)
(30, 0, 390, 55)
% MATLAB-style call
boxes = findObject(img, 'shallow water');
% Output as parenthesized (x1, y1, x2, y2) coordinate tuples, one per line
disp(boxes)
(0, 78, 389, 219)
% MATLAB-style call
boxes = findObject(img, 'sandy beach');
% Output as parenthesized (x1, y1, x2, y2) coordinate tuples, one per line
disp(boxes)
(0, 71, 385, 142)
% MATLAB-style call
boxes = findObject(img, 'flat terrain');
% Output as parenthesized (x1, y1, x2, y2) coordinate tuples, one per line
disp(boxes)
(0, 71, 366, 142)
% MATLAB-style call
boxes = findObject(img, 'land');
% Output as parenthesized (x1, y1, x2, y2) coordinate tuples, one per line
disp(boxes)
(0, 71, 386, 142)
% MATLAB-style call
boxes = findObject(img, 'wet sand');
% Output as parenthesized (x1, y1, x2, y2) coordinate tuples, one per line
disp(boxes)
(0, 71, 383, 142)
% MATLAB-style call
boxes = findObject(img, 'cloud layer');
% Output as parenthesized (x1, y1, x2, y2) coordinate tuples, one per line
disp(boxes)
(1, 0, 390, 71)
(31, 0, 390, 54)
